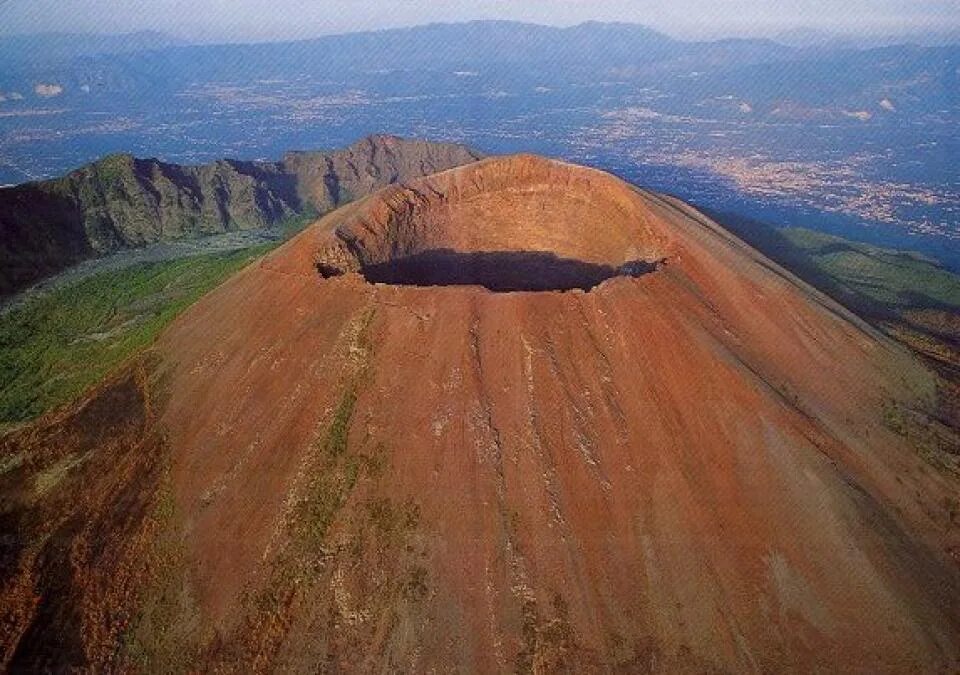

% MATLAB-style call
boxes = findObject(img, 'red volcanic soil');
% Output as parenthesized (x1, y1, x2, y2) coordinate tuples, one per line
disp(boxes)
(3, 155, 960, 671)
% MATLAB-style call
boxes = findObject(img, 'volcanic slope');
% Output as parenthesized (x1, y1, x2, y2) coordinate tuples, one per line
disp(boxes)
(3, 155, 960, 672)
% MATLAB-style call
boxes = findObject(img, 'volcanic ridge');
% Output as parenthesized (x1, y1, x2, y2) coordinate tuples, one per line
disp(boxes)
(312, 156, 667, 292)
(2, 154, 959, 672)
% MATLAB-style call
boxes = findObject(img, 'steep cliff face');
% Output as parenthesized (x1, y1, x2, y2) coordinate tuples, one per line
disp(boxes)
(282, 135, 487, 213)
(3, 155, 957, 672)
(0, 135, 482, 296)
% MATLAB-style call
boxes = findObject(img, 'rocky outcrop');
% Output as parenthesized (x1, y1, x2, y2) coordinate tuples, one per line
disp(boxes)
(0, 135, 482, 296)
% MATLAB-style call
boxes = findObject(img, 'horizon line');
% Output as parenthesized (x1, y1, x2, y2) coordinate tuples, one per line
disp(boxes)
(2, 17, 959, 47)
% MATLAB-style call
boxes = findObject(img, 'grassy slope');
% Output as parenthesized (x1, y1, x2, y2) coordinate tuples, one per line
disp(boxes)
(703, 208, 960, 380)
(0, 245, 273, 428)
(778, 228, 960, 385)
(780, 228, 960, 312)
(0, 211, 317, 429)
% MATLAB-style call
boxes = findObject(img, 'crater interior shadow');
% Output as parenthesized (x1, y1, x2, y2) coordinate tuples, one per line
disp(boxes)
(343, 249, 662, 292)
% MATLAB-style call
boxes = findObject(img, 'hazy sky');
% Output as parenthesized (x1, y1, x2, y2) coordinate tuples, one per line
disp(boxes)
(1, 0, 958, 41)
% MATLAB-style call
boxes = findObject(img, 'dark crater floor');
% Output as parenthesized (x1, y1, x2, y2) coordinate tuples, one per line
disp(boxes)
(320, 249, 663, 293)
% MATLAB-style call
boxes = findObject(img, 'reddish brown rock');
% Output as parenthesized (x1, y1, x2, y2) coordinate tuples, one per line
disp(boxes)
(4, 155, 959, 672)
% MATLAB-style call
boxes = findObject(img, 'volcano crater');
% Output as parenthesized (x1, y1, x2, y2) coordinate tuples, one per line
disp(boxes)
(313, 154, 670, 292)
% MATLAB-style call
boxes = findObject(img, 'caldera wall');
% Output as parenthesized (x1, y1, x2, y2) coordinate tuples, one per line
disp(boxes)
(314, 155, 671, 287)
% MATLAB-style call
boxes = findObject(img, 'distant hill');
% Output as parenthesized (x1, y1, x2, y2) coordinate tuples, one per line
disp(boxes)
(0, 20, 954, 118)
(773, 27, 855, 48)
(0, 21, 791, 100)
(775, 26, 960, 49)
(0, 135, 482, 296)
(0, 31, 182, 66)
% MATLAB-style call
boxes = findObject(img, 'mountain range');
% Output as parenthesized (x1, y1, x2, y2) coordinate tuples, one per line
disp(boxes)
(0, 31, 182, 68)
(1, 21, 956, 116)
(0, 135, 481, 296)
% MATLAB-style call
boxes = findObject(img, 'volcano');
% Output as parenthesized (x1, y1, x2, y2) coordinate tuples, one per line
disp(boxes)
(3, 155, 959, 672)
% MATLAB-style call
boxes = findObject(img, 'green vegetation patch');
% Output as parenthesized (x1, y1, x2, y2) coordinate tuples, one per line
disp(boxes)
(323, 387, 358, 457)
(123, 459, 206, 671)
(0, 244, 272, 427)
(781, 227, 960, 311)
